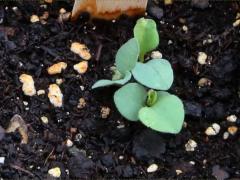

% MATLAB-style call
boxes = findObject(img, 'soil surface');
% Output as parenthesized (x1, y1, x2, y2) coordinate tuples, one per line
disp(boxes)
(0, 0, 240, 179)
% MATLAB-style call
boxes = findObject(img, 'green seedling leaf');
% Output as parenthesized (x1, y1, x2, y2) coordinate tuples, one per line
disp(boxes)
(92, 71, 131, 89)
(146, 89, 158, 107)
(114, 83, 147, 121)
(134, 18, 159, 62)
(132, 59, 173, 90)
(139, 91, 185, 134)
(116, 38, 140, 74)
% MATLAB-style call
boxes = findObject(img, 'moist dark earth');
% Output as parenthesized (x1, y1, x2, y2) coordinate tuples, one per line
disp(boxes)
(0, 0, 240, 179)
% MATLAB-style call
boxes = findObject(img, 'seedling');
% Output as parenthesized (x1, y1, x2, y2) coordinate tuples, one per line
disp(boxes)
(92, 18, 185, 134)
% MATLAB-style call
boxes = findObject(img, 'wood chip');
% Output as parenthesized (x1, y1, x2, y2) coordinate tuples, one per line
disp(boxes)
(70, 42, 91, 60)
(227, 126, 238, 135)
(48, 84, 63, 107)
(73, 61, 88, 74)
(19, 74, 36, 96)
(47, 62, 67, 75)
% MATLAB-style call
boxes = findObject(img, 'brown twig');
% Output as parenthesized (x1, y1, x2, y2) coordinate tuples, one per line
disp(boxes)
(96, 44, 103, 62)
(10, 164, 35, 177)
(44, 147, 55, 165)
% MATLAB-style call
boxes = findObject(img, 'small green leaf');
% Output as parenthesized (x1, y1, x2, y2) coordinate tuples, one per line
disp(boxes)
(132, 59, 173, 90)
(114, 83, 147, 121)
(116, 38, 139, 74)
(92, 71, 131, 89)
(146, 89, 158, 107)
(139, 91, 185, 134)
(134, 18, 159, 62)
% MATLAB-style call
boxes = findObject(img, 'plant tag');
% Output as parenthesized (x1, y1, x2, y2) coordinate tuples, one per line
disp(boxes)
(72, 0, 148, 20)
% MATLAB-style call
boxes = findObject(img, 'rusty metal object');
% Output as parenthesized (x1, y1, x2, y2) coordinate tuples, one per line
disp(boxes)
(71, 0, 148, 20)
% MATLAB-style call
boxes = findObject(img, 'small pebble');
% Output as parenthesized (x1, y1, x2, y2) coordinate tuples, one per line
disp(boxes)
(56, 78, 63, 85)
(66, 139, 73, 147)
(19, 74, 36, 96)
(147, 164, 158, 173)
(77, 98, 86, 109)
(0, 157, 5, 164)
(41, 116, 48, 124)
(59, 8, 66, 14)
(37, 89, 45, 96)
(228, 126, 238, 135)
(189, 161, 195, 165)
(47, 62, 67, 75)
(182, 25, 188, 32)
(23, 101, 28, 106)
(118, 155, 124, 160)
(30, 15, 39, 23)
(117, 124, 125, 129)
(80, 86, 84, 91)
(101, 107, 111, 119)
(185, 139, 197, 152)
(223, 132, 229, 140)
(176, 169, 183, 175)
(197, 52, 207, 65)
(168, 40, 173, 45)
(233, 19, 240, 27)
(48, 167, 61, 178)
(151, 51, 163, 59)
(74, 61, 88, 74)
(198, 78, 212, 87)
(205, 123, 221, 136)
(48, 84, 63, 107)
(226, 115, 237, 123)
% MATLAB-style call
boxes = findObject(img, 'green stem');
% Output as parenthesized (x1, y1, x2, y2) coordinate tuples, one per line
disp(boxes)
(139, 54, 145, 63)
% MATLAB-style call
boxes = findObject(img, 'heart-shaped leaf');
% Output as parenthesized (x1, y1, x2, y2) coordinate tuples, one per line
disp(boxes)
(134, 18, 159, 62)
(138, 91, 185, 134)
(114, 83, 147, 121)
(116, 38, 139, 74)
(132, 59, 173, 90)
(92, 71, 131, 89)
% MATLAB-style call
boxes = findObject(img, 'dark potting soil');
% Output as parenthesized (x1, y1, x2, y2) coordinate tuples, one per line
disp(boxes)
(0, 0, 240, 179)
